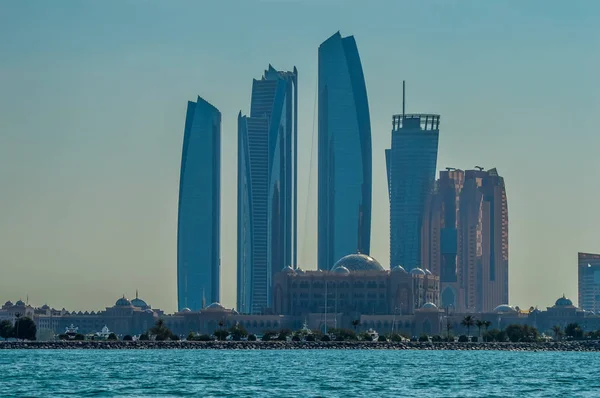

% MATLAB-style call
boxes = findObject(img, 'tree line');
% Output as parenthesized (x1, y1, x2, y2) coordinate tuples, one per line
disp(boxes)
(4, 316, 599, 344)
(0, 317, 37, 341)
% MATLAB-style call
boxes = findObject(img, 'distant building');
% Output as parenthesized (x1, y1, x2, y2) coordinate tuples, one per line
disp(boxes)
(578, 252, 600, 313)
(237, 65, 298, 314)
(272, 253, 440, 317)
(318, 32, 372, 271)
(8, 293, 600, 339)
(386, 111, 440, 272)
(0, 300, 34, 323)
(422, 168, 509, 312)
(177, 96, 221, 311)
(421, 168, 464, 282)
(3, 295, 162, 337)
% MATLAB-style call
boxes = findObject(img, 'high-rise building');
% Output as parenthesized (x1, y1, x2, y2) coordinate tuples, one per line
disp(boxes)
(318, 32, 372, 270)
(386, 110, 440, 271)
(177, 96, 221, 311)
(578, 252, 600, 313)
(237, 65, 298, 314)
(421, 168, 464, 282)
(422, 168, 509, 312)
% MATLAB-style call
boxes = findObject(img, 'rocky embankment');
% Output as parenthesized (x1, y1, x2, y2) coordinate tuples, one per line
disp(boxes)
(2, 340, 600, 351)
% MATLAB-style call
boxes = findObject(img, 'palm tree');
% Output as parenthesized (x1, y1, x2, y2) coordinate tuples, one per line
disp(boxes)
(351, 319, 360, 332)
(483, 320, 491, 332)
(482, 320, 492, 341)
(551, 325, 562, 341)
(475, 320, 484, 338)
(461, 315, 475, 337)
(446, 321, 453, 342)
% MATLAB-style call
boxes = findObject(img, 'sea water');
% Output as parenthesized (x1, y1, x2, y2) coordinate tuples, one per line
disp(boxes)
(0, 349, 598, 397)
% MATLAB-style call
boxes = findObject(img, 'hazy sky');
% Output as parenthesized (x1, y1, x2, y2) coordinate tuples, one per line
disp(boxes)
(1, 0, 599, 313)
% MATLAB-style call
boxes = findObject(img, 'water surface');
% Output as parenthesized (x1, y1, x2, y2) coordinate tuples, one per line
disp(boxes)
(0, 350, 597, 397)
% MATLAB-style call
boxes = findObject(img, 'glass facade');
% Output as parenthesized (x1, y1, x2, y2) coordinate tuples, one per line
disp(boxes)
(387, 114, 439, 271)
(177, 97, 221, 311)
(578, 253, 600, 313)
(238, 66, 298, 314)
(318, 32, 372, 271)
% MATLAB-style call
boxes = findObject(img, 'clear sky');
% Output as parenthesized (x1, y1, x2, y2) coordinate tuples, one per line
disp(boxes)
(1, 0, 599, 313)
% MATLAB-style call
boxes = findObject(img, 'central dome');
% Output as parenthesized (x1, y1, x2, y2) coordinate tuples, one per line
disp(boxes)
(331, 253, 384, 272)
(494, 304, 517, 314)
(204, 302, 226, 312)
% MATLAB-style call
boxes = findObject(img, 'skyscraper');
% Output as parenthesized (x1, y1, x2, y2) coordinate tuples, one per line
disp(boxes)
(177, 96, 221, 311)
(386, 108, 440, 271)
(421, 168, 464, 283)
(237, 65, 298, 314)
(318, 32, 372, 270)
(578, 252, 600, 313)
(422, 168, 509, 312)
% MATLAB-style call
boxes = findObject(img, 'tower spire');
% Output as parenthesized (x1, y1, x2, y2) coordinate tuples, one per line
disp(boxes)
(402, 80, 406, 117)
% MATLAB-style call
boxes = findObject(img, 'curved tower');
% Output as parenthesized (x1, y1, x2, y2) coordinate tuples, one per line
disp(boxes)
(318, 32, 372, 270)
(177, 96, 221, 311)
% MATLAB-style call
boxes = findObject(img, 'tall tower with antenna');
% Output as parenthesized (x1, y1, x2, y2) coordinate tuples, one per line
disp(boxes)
(386, 81, 440, 271)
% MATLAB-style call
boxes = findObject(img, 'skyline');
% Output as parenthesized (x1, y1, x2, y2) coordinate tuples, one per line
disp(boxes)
(1, 1, 600, 312)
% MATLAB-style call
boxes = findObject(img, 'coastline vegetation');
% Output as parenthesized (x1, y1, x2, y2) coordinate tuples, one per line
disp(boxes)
(7, 315, 600, 346)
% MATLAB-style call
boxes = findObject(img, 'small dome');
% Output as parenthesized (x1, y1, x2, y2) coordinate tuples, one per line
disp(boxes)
(131, 298, 148, 308)
(410, 268, 426, 276)
(494, 304, 517, 314)
(204, 302, 226, 311)
(282, 266, 296, 274)
(295, 267, 305, 275)
(332, 253, 384, 272)
(332, 266, 350, 275)
(555, 294, 574, 307)
(4, 301, 13, 307)
(392, 265, 407, 273)
(421, 302, 438, 311)
(15, 300, 25, 306)
(181, 307, 192, 312)
(41, 304, 50, 310)
(424, 269, 433, 276)
(115, 296, 132, 307)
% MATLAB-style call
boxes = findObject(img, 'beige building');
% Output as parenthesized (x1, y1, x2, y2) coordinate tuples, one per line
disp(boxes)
(422, 168, 508, 313)
(272, 253, 440, 317)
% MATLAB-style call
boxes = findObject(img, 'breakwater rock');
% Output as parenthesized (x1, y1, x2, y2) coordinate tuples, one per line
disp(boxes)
(2, 340, 600, 351)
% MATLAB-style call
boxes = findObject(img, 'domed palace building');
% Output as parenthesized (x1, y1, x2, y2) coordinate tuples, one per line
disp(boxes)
(272, 253, 440, 329)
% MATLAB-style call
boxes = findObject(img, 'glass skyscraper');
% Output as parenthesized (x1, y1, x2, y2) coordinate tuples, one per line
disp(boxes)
(177, 96, 221, 311)
(386, 113, 439, 271)
(318, 32, 372, 271)
(579, 252, 600, 313)
(237, 66, 298, 314)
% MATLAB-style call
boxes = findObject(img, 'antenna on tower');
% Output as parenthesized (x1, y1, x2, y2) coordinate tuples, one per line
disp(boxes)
(402, 80, 406, 117)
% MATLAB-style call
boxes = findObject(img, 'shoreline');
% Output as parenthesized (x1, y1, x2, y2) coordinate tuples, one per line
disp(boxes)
(2, 340, 600, 351)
